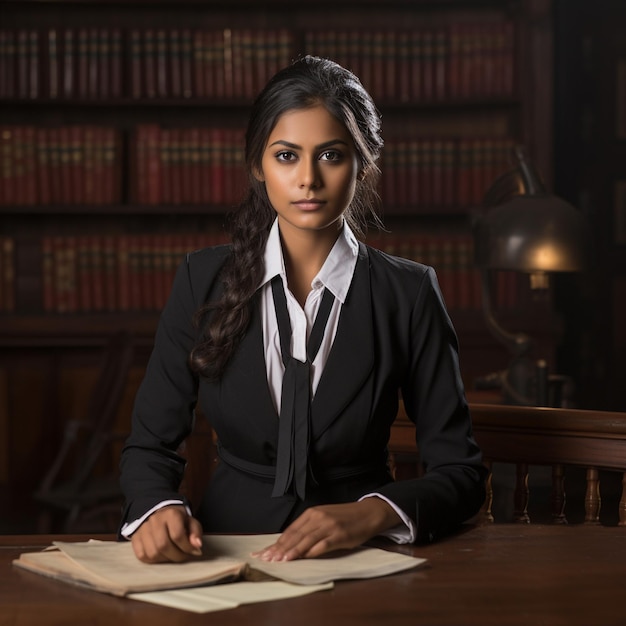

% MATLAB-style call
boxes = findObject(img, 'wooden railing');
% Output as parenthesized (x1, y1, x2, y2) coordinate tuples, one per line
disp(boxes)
(389, 402, 626, 526)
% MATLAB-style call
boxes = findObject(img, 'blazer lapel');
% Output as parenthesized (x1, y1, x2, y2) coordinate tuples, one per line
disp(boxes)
(310, 243, 374, 438)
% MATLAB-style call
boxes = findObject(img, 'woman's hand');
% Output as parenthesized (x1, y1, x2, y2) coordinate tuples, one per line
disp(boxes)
(130, 504, 204, 563)
(252, 498, 402, 562)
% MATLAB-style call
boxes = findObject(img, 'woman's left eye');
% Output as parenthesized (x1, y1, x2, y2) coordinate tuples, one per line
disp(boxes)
(320, 150, 342, 162)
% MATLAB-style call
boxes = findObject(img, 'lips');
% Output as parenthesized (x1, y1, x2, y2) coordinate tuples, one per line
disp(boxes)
(293, 199, 326, 211)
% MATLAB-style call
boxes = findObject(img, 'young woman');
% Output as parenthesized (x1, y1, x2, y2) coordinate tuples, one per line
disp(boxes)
(119, 55, 486, 564)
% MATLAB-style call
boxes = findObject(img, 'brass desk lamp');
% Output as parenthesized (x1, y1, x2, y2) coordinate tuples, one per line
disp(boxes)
(472, 146, 587, 405)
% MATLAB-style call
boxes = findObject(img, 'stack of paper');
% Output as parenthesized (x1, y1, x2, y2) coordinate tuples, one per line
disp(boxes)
(13, 534, 426, 613)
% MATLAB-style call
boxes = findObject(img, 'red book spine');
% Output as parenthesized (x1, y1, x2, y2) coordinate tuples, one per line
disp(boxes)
(70, 125, 83, 204)
(433, 29, 447, 101)
(159, 127, 171, 205)
(189, 127, 201, 203)
(146, 124, 161, 205)
(225, 128, 238, 204)
(28, 30, 39, 99)
(41, 236, 55, 312)
(87, 28, 99, 99)
(169, 127, 182, 205)
(103, 235, 116, 311)
(210, 127, 225, 205)
(89, 235, 104, 311)
(421, 30, 434, 101)
(199, 127, 211, 203)
(98, 29, 110, 98)
(384, 31, 396, 101)
(12, 126, 25, 205)
(381, 140, 395, 209)
(22, 125, 37, 205)
(92, 126, 106, 204)
(180, 128, 192, 204)
(127, 235, 141, 310)
(457, 138, 472, 208)
(67, 238, 79, 314)
(222, 28, 233, 99)
(396, 31, 410, 103)
(442, 139, 456, 208)
(110, 28, 122, 98)
(150, 234, 162, 310)
(141, 234, 155, 310)
(0, 127, 13, 205)
(420, 139, 433, 209)
(47, 29, 59, 99)
(81, 125, 95, 204)
(48, 127, 61, 205)
(161, 234, 175, 302)
(431, 139, 444, 207)
(371, 31, 385, 101)
(180, 29, 193, 98)
(106, 127, 121, 204)
(193, 30, 205, 98)
(232, 127, 246, 205)
(35, 127, 50, 204)
(156, 29, 168, 98)
(62, 28, 75, 99)
(129, 29, 142, 99)
(77, 235, 92, 312)
(169, 29, 182, 98)
(58, 126, 72, 204)
(143, 29, 157, 99)
(116, 235, 131, 312)
(447, 23, 460, 100)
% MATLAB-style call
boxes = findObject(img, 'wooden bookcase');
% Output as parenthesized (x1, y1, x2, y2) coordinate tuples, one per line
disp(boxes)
(0, 0, 556, 528)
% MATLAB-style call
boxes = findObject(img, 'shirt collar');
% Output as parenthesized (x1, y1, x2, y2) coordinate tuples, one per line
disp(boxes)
(260, 218, 359, 304)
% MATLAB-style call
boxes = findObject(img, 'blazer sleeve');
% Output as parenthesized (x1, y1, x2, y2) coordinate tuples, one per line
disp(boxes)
(377, 265, 487, 542)
(118, 247, 227, 528)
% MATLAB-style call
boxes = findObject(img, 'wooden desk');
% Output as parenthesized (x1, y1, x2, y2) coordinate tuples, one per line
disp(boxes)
(1, 525, 624, 626)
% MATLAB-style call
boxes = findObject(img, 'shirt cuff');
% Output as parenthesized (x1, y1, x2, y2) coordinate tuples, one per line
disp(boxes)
(359, 493, 416, 544)
(120, 500, 191, 539)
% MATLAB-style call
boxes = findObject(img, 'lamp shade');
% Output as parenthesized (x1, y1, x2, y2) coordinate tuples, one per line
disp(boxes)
(473, 193, 587, 272)
(473, 146, 587, 273)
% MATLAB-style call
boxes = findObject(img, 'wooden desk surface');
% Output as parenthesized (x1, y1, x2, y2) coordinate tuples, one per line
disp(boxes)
(1, 525, 624, 626)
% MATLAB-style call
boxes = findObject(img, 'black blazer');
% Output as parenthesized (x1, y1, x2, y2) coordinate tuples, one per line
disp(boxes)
(120, 242, 486, 542)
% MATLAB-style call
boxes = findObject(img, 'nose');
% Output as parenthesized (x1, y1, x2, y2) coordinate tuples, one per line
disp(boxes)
(298, 157, 321, 189)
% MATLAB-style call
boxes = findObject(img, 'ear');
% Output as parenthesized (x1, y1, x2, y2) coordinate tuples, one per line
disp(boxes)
(252, 166, 265, 182)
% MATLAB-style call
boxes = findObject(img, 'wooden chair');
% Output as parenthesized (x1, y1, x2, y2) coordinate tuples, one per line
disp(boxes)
(389, 402, 626, 526)
(34, 330, 135, 533)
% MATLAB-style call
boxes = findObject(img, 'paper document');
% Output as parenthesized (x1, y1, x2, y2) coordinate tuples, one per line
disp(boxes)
(13, 533, 426, 608)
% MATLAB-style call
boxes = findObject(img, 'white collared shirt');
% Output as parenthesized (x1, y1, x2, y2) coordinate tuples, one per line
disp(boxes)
(259, 218, 357, 412)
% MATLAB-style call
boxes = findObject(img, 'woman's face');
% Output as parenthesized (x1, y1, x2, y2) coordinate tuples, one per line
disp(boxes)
(256, 104, 359, 238)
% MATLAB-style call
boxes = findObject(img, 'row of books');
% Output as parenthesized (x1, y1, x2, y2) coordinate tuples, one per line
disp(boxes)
(1, 123, 515, 209)
(367, 232, 521, 313)
(304, 22, 515, 102)
(380, 137, 515, 209)
(130, 28, 293, 101)
(41, 233, 229, 314)
(0, 237, 15, 312)
(0, 22, 514, 102)
(0, 125, 121, 206)
(38, 232, 521, 314)
(131, 125, 247, 206)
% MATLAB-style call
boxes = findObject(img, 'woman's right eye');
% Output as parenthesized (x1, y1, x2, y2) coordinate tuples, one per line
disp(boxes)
(275, 151, 296, 162)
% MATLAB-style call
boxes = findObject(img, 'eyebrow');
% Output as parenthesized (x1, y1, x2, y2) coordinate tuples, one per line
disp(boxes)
(267, 139, 349, 150)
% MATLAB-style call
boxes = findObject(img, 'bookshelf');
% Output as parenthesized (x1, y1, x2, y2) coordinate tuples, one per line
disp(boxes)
(0, 0, 557, 525)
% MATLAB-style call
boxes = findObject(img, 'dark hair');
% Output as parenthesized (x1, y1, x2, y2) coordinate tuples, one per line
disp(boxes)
(190, 55, 384, 379)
